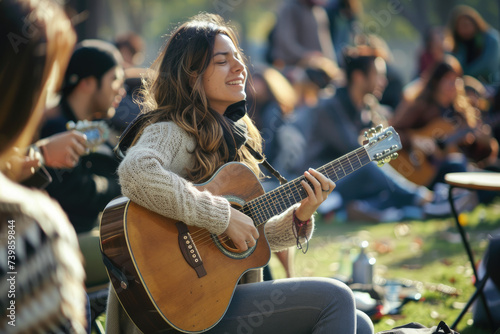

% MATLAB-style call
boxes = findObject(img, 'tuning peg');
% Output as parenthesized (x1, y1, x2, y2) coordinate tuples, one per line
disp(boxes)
(66, 121, 76, 130)
(377, 161, 385, 167)
(375, 124, 383, 133)
(391, 153, 398, 160)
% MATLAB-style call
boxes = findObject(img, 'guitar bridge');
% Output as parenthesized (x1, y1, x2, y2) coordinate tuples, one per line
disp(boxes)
(176, 222, 207, 278)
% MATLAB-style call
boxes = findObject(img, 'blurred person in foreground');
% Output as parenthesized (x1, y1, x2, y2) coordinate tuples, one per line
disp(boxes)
(0, 0, 87, 332)
(40, 40, 125, 233)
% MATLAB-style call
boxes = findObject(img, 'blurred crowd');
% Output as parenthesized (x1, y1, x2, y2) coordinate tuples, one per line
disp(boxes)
(256, 0, 500, 223)
(2, 0, 500, 332)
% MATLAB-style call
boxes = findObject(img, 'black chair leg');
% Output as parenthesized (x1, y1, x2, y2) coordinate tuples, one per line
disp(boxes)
(451, 274, 490, 330)
(448, 186, 495, 330)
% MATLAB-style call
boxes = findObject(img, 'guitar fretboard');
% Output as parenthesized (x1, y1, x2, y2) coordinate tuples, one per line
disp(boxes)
(241, 146, 371, 226)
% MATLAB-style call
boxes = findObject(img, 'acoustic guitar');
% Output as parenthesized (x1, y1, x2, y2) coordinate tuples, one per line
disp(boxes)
(389, 117, 496, 187)
(99, 125, 401, 333)
(389, 119, 455, 186)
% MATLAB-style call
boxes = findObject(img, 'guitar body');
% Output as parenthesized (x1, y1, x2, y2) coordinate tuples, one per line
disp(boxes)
(389, 119, 456, 186)
(100, 162, 270, 333)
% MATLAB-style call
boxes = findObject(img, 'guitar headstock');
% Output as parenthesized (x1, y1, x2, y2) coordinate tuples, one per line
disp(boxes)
(364, 124, 402, 166)
(66, 120, 110, 153)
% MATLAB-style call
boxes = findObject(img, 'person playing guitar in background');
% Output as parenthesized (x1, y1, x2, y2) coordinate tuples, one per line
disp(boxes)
(390, 61, 498, 189)
(105, 13, 374, 334)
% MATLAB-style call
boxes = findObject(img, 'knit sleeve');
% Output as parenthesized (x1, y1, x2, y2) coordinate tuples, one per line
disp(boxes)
(118, 122, 230, 235)
(264, 204, 315, 252)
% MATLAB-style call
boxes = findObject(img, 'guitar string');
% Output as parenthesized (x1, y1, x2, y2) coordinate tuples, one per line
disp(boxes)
(209, 148, 368, 232)
(203, 147, 368, 240)
(246, 148, 369, 226)
(189, 151, 369, 247)
(196, 139, 389, 247)
(251, 148, 370, 227)
(188, 155, 372, 245)
(185, 148, 371, 246)
(191, 153, 368, 248)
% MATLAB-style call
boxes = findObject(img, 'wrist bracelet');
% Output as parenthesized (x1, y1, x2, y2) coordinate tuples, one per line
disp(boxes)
(292, 209, 310, 254)
(293, 209, 310, 228)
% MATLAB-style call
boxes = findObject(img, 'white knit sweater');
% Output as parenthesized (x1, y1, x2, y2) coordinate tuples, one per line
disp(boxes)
(106, 121, 315, 334)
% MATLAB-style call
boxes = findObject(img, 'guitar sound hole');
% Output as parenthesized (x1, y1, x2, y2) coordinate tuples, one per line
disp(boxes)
(219, 234, 238, 251)
(212, 234, 255, 258)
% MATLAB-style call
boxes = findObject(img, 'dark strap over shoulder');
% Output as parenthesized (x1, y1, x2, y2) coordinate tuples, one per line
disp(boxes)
(113, 114, 148, 159)
(245, 144, 288, 185)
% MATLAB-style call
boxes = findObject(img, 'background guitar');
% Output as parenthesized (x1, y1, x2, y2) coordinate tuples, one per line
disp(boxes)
(389, 117, 497, 187)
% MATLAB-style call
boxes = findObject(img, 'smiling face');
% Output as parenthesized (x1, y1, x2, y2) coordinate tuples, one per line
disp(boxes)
(202, 34, 247, 115)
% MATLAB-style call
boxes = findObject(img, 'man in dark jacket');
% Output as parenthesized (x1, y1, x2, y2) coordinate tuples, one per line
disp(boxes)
(41, 39, 124, 233)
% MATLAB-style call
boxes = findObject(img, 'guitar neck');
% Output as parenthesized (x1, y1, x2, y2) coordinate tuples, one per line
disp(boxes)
(241, 146, 371, 226)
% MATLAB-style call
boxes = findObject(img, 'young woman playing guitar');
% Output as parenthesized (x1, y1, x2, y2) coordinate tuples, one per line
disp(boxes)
(104, 13, 373, 334)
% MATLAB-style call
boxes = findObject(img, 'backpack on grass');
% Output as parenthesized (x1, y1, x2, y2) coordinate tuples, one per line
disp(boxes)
(376, 321, 459, 334)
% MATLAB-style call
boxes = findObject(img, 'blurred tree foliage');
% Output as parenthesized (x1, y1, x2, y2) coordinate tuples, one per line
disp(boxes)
(65, 0, 498, 75)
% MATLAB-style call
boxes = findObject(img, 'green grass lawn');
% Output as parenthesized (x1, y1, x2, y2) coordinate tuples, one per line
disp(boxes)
(95, 201, 500, 333)
(268, 201, 500, 334)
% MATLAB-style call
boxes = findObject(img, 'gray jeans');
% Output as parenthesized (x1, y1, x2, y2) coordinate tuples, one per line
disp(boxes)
(204, 277, 374, 334)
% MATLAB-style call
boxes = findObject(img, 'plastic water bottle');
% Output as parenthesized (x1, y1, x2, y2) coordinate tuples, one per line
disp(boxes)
(352, 241, 375, 284)
(385, 280, 402, 313)
(337, 246, 353, 282)
(386, 282, 400, 302)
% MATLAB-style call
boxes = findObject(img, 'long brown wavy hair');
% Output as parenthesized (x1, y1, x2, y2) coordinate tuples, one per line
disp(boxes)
(134, 13, 263, 183)
(413, 61, 477, 127)
(447, 5, 490, 53)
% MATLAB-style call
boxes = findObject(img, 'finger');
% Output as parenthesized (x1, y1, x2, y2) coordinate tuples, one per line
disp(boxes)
(301, 178, 316, 202)
(71, 137, 87, 156)
(71, 130, 88, 145)
(235, 239, 249, 251)
(252, 227, 260, 241)
(328, 180, 336, 193)
(308, 168, 330, 193)
(65, 155, 76, 168)
(246, 237, 256, 247)
(24, 155, 41, 168)
(305, 170, 322, 197)
(65, 149, 80, 167)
